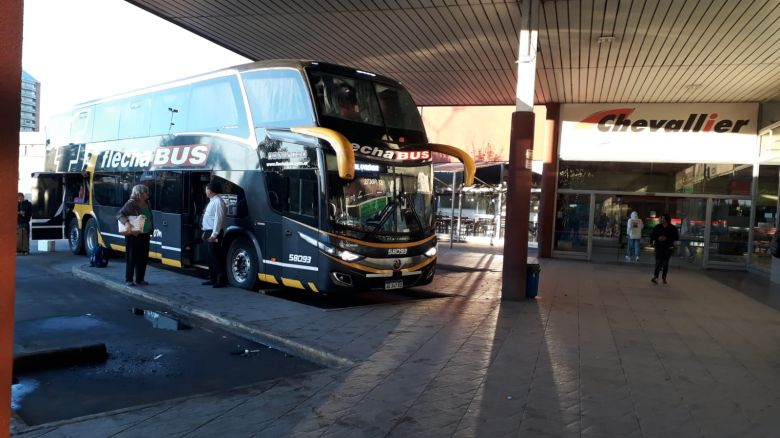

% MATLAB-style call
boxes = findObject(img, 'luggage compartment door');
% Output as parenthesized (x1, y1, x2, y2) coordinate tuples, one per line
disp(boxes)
(30, 172, 65, 240)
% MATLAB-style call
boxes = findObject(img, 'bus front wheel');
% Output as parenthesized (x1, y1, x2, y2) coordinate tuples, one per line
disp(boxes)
(68, 218, 85, 255)
(226, 238, 259, 290)
(84, 218, 100, 258)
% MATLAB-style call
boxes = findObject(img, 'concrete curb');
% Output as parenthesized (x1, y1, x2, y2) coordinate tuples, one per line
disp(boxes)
(13, 343, 108, 374)
(72, 266, 355, 369)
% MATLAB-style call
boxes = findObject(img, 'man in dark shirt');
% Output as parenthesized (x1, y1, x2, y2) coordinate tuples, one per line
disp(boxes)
(650, 214, 679, 284)
(17, 192, 32, 255)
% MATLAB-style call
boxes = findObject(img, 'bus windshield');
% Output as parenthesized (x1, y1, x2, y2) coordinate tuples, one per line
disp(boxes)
(326, 155, 434, 239)
(308, 71, 425, 134)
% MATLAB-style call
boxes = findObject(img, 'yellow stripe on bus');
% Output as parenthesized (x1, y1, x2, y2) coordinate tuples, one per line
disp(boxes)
(149, 252, 162, 260)
(162, 258, 182, 268)
(281, 278, 305, 289)
(110, 244, 126, 252)
(308, 282, 319, 293)
(258, 274, 278, 284)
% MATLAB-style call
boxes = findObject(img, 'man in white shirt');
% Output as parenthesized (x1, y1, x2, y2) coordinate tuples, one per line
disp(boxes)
(201, 182, 227, 288)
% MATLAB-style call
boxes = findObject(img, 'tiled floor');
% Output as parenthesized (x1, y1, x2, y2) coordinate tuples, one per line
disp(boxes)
(13, 247, 780, 437)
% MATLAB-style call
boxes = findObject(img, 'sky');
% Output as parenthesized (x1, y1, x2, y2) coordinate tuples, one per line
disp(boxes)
(22, 0, 250, 128)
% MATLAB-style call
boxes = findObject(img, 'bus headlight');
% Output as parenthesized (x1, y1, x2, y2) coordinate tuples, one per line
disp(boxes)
(338, 250, 363, 262)
(424, 246, 437, 258)
(299, 232, 365, 262)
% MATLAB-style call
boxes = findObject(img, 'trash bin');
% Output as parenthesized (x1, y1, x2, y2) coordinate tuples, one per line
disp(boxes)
(526, 257, 541, 298)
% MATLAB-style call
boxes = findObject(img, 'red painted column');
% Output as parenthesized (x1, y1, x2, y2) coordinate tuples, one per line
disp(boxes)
(501, 111, 535, 300)
(0, 0, 22, 435)
(538, 104, 560, 258)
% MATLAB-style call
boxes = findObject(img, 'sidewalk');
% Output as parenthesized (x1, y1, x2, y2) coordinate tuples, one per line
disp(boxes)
(13, 246, 780, 437)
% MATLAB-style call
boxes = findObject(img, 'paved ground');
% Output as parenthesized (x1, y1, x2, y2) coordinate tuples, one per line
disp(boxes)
(11, 244, 780, 437)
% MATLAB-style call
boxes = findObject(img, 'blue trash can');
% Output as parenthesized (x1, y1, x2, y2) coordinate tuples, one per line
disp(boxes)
(526, 257, 541, 299)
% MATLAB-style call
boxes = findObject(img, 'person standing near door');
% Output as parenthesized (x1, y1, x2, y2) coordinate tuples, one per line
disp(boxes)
(117, 185, 153, 286)
(650, 214, 679, 284)
(201, 181, 227, 288)
(625, 211, 644, 262)
(17, 193, 32, 255)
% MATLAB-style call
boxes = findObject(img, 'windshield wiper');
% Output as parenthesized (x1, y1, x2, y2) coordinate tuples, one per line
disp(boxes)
(398, 193, 423, 234)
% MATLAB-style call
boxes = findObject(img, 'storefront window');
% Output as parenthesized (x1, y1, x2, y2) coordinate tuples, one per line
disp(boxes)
(559, 160, 753, 195)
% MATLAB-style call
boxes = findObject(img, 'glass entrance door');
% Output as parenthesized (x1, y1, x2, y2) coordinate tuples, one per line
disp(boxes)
(674, 198, 707, 267)
(707, 198, 751, 266)
(554, 193, 591, 256)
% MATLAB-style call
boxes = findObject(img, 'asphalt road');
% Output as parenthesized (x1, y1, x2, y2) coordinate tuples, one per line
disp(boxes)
(13, 246, 321, 426)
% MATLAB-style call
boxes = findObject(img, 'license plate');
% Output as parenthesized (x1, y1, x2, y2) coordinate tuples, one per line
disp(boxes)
(384, 280, 404, 290)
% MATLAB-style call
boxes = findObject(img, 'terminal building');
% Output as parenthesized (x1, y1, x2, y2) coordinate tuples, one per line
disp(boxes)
(20, 70, 41, 132)
(422, 102, 779, 278)
(549, 103, 778, 275)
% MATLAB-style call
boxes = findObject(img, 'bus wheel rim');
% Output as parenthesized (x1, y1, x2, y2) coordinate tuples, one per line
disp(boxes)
(69, 226, 79, 247)
(232, 250, 250, 283)
(87, 228, 96, 251)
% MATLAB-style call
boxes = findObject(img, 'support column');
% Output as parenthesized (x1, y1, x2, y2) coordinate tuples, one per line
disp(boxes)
(1, 0, 23, 434)
(539, 103, 561, 258)
(501, 0, 538, 300)
(502, 113, 535, 299)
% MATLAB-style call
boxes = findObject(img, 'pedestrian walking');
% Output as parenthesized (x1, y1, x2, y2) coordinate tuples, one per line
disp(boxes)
(117, 185, 153, 286)
(17, 193, 32, 255)
(625, 211, 643, 262)
(201, 181, 227, 288)
(650, 214, 679, 284)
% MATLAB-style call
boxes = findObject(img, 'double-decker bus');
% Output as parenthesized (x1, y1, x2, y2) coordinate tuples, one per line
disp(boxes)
(31, 60, 474, 293)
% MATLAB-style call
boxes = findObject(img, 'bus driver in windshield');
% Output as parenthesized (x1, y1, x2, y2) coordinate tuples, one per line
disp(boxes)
(335, 83, 361, 121)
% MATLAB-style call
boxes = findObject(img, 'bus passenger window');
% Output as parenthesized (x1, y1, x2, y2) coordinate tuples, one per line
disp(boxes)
(119, 97, 152, 139)
(150, 85, 190, 135)
(266, 172, 288, 213)
(93, 175, 122, 207)
(93, 102, 121, 142)
(241, 69, 314, 128)
(188, 77, 248, 138)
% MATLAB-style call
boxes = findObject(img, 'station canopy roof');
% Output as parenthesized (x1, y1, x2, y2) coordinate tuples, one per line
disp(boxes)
(128, 0, 780, 106)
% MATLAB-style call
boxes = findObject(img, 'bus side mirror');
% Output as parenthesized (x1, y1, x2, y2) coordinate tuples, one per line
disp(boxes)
(290, 127, 355, 180)
(429, 144, 476, 187)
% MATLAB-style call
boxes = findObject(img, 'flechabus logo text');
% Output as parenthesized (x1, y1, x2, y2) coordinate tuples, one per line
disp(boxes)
(352, 144, 431, 161)
(578, 108, 750, 133)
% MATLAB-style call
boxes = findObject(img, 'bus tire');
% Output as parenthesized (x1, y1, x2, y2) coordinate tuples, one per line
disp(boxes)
(226, 238, 259, 290)
(84, 218, 100, 258)
(68, 218, 85, 255)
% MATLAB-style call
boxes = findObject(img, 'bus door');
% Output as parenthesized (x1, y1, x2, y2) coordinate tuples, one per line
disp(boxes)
(262, 202, 284, 284)
(30, 172, 87, 240)
(280, 170, 320, 290)
(153, 171, 187, 267)
(188, 172, 212, 267)
(263, 171, 321, 288)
